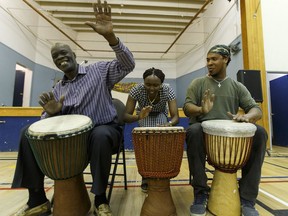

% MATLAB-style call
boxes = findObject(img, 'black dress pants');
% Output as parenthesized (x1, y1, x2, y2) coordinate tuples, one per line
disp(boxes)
(12, 122, 121, 196)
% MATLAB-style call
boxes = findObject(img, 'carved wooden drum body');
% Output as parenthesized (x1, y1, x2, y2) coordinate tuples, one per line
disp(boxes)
(26, 114, 93, 216)
(132, 127, 185, 216)
(201, 120, 257, 216)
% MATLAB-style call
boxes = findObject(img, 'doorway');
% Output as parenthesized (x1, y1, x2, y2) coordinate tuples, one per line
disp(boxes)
(12, 64, 33, 107)
(12, 70, 25, 106)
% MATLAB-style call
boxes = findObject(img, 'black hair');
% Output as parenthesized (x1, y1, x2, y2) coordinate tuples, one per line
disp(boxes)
(143, 67, 165, 83)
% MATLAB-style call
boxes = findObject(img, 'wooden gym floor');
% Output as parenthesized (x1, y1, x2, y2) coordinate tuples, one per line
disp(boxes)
(0, 145, 288, 216)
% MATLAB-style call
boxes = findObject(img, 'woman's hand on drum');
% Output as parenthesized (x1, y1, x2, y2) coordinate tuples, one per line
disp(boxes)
(156, 122, 172, 127)
(138, 106, 152, 120)
(39, 92, 65, 116)
(201, 89, 215, 114)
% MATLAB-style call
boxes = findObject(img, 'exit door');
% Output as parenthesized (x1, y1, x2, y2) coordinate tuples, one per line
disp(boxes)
(13, 70, 25, 106)
(270, 75, 288, 146)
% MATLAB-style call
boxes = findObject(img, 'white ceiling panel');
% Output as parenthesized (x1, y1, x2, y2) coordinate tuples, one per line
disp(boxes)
(17, 0, 215, 60)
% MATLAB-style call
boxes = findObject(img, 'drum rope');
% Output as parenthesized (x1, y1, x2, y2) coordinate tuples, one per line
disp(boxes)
(205, 134, 254, 173)
(132, 129, 185, 179)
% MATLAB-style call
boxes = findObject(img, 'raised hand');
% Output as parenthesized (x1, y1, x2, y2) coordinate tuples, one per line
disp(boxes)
(138, 106, 152, 120)
(201, 89, 215, 114)
(85, 0, 113, 36)
(39, 92, 64, 116)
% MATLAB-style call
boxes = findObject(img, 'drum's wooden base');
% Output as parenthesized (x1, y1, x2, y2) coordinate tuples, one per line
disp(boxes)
(141, 179, 176, 216)
(53, 174, 91, 216)
(208, 170, 240, 216)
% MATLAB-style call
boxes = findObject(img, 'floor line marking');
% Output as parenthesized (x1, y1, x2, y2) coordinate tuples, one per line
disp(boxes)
(259, 188, 288, 207)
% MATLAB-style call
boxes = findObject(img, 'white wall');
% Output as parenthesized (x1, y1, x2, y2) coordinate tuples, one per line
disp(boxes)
(176, 0, 288, 78)
(0, 0, 38, 62)
(262, 0, 288, 73)
(126, 59, 177, 79)
(176, 0, 241, 77)
(0, 0, 78, 70)
(0, 0, 241, 79)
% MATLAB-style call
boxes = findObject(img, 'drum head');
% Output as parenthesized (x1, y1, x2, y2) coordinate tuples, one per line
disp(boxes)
(201, 120, 257, 137)
(27, 114, 93, 138)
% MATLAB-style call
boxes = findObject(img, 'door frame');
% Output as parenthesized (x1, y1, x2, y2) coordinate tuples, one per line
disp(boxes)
(15, 64, 32, 107)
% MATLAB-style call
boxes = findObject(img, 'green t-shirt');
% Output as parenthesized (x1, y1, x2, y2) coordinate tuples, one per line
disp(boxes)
(184, 76, 260, 124)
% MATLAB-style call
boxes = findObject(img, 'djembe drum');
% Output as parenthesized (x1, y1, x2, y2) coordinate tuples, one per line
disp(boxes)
(201, 120, 257, 216)
(132, 127, 185, 216)
(26, 114, 93, 216)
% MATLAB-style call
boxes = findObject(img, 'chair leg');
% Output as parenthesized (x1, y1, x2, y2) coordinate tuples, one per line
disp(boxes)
(107, 148, 120, 203)
(107, 140, 128, 203)
(122, 145, 128, 190)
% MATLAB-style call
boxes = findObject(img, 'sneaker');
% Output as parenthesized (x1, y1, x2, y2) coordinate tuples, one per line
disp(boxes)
(12, 201, 51, 216)
(241, 198, 259, 216)
(141, 178, 148, 193)
(190, 193, 208, 216)
(94, 204, 113, 216)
